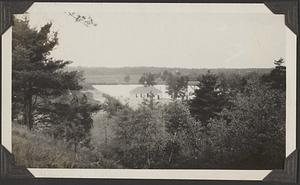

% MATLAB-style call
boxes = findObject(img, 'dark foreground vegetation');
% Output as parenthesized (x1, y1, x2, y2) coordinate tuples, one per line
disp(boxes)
(12, 18, 285, 169)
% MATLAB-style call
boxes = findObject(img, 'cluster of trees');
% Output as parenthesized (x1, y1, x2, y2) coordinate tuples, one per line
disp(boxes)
(12, 18, 100, 157)
(138, 72, 158, 86)
(96, 60, 285, 169)
(164, 71, 189, 100)
(138, 70, 190, 100)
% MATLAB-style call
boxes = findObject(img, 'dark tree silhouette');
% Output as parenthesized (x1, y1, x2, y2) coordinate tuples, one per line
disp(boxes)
(189, 71, 226, 124)
(166, 72, 189, 100)
(124, 74, 130, 83)
(262, 58, 286, 90)
(12, 18, 82, 129)
(139, 72, 157, 86)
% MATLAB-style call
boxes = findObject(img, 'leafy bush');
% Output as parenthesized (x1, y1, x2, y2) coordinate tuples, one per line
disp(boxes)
(109, 105, 169, 168)
(99, 99, 206, 169)
(206, 77, 285, 169)
(160, 101, 206, 168)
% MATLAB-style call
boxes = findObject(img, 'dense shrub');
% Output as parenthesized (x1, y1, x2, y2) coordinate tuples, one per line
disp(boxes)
(206, 77, 285, 169)
(161, 101, 203, 168)
(109, 105, 169, 168)
(96, 100, 207, 169)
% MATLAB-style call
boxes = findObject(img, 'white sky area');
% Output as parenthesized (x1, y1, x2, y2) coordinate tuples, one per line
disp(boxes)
(19, 3, 286, 68)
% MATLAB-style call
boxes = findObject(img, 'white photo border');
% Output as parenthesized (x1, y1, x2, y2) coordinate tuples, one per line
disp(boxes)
(1, 2, 297, 180)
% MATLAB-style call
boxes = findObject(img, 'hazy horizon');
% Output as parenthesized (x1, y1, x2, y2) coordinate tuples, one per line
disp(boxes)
(19, 3, 287, 68)
(68, 65, 274, 69)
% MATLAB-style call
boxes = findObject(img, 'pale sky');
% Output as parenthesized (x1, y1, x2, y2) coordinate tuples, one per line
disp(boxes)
(20, 3, 287, 68)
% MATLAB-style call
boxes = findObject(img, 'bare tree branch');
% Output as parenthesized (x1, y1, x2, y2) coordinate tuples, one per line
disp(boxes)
(65, 12, 98, 27)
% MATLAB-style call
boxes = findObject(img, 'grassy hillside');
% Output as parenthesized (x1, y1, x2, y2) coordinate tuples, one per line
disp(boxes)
(12, 123, 122, 168)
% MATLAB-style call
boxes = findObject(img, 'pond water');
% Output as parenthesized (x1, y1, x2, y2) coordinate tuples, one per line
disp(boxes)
(93, 84, 196, 100)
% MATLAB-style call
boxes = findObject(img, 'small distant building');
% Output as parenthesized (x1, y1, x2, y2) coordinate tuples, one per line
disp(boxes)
(130, 86, 162, 99)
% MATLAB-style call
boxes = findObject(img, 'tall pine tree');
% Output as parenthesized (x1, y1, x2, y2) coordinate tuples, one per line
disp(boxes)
(188, 71, 226, 124)
(12, 18, 82, 129)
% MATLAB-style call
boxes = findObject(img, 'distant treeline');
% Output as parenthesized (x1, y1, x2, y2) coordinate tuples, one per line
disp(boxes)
(67, 66, 272, 84)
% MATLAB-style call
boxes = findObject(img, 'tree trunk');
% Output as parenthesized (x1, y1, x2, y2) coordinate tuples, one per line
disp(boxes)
(71, 143, 78, 168)
(147, 147, 151, 168)
(104, 124, 108, 147)
(149, 94, 154, 110)
(23, 93, 33, 130)
(168, 150, 173, 164)
(168, 132, 177, 165)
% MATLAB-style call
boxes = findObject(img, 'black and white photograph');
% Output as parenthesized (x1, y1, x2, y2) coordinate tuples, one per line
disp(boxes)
(2, 2, 297, 179)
